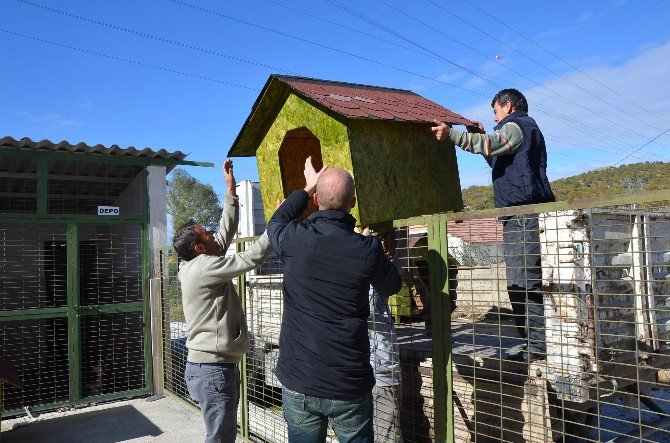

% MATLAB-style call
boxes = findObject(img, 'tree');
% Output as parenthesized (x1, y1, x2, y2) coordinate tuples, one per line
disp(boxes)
(167, 168, 222, 232)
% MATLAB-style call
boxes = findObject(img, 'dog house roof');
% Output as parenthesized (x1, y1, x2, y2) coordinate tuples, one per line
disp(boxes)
(228, 75, 474, 157)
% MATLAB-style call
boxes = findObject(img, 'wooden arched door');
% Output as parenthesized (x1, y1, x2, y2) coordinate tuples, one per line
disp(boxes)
(278, 127, 323, 220)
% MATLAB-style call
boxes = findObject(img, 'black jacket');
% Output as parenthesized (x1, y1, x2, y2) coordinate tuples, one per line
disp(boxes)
(267, 190, 402, 399)
(491, 111, 555, 208)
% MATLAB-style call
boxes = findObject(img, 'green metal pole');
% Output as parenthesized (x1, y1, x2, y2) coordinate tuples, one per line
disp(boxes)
(66, 223, 81, 402)
(142, 167, 154, 393)
(442, 214, 454, 443)
(428, 214, 454, 442)
(236, 241, 250, 439)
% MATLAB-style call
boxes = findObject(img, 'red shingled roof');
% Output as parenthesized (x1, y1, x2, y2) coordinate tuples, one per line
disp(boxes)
(229, 74, 476, 157)
(447, 218, 502, 244)
(281, 76, 473, 125)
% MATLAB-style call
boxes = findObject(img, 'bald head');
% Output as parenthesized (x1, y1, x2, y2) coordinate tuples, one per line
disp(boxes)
(315, 168, 356, 212)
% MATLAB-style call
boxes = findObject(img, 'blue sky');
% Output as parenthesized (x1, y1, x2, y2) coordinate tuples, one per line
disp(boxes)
(2, 0, 670, 196)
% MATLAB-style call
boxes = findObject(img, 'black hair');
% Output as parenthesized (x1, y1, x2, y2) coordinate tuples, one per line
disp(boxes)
(491, 88, 528, 112)
(173, 220, 201, 261)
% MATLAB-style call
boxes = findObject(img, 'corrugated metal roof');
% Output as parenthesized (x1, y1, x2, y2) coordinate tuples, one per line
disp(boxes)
(228, 74, 476, 157)
(0, 136, 187, 164)
(447, 218, 502, 244)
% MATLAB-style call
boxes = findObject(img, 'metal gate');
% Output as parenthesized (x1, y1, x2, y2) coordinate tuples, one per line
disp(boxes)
(0, 152, 153, 417)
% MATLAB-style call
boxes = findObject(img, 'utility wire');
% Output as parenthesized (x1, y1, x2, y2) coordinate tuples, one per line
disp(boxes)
(17, 0, 488, 98)
(15, 0, 299, 75)
(168, 0, 491, 97)
(0, 28, 260, 91)
(460, 0, 669, 126)
(260, 0, 434, 59)
(614, 127, 670, 166)
(426, 0, 662, 132)
(321, 0, 662, 158)
(372, 0, 659, 137)
(16, 0, 665, 165)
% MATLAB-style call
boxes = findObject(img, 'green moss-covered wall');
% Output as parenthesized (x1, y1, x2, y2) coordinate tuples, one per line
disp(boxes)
(256, 94, 357, 222)
(348, 120, 463, 225)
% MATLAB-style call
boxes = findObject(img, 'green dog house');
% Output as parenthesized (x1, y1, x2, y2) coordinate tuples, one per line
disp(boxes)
(228, 75, 473, 226)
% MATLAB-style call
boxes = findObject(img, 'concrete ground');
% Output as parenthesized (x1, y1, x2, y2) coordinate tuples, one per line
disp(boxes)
(0, 395, 236, 442)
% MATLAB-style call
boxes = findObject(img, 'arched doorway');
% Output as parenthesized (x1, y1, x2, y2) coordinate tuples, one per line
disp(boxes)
(278, 127, 323, 220)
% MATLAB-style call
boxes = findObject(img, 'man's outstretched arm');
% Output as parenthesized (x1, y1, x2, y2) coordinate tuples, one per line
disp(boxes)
(431, 120, 523, 157)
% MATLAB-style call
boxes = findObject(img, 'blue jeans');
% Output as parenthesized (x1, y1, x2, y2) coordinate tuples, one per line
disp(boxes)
(282, 387, 374, 443)
(185, 362, 239, 443)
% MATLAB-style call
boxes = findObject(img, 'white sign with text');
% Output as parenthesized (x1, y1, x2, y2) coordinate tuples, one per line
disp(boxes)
(97, 206, 120, 216)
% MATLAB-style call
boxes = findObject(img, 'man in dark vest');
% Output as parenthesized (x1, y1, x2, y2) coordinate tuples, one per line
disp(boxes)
(431, 88, 555, 362)
(268, 158, 402, 441)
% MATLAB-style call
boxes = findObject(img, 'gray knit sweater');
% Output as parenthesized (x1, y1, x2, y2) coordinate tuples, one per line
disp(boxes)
(179, 194, 272, 363)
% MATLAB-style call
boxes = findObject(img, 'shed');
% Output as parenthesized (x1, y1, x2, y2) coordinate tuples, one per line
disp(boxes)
(228, 75, 474, 226)
(0, 137, 198, 418)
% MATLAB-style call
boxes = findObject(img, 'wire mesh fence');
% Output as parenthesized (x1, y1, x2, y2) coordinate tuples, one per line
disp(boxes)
(448, 202, 670, 442)
(160, 192, 670, 442)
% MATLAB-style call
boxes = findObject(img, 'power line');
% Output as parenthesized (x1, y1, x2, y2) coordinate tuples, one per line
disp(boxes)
(460, 0, 669, 127)
(17, 0, 489, 98)
(425, 0, 662, 133)
(370, 0, 660, 137)
(15, 0, 299, 75)
(320, 0, 663, 156)
(15, 0, 665, 165)
(260, 0, 434, 59)
(168, 0, 492, 97)
(0, 28, 260, 91)
(614, 127, 670, 166)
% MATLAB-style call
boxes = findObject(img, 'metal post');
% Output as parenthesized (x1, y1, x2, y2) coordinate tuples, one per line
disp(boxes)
(428, 214, 454, 442)
(67, 223, 81, 402)
(236, 241, 250, 439)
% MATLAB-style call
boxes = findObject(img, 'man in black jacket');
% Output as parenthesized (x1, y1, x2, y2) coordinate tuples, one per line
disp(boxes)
(268, 158, 402, 442)
(432, 89, 555, 363)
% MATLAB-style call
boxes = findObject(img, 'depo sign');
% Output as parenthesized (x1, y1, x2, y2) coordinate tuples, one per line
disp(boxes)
(98, 206, 120, 216)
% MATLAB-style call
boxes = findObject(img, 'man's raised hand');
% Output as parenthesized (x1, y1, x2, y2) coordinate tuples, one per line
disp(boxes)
(303, 156, 327, 197)
(431, 119, 451, 141)
(223, 159, 236, 196)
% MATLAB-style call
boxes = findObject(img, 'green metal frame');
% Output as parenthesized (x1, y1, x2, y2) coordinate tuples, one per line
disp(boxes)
(236, 241, 250, 439)
(428, 214, 454, 443)
(0, 152, 155, 417)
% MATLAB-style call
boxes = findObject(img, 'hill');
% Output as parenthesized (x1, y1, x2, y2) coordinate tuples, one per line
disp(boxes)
(461, 161, 670, 210)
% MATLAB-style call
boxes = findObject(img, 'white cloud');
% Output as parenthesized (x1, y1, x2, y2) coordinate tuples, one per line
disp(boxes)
(14, 110, 82, 127)
(457, 40, 670, 185)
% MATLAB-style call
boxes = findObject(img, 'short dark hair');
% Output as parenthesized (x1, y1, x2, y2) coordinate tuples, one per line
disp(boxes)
(491, 88, 528, 112)
(173, 220, 201, 261)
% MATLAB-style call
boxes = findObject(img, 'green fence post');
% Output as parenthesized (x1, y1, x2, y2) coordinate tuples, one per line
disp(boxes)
(236, 241, 250, 440)
(67, 223, 82, 402)
(428, 214, 454, 442)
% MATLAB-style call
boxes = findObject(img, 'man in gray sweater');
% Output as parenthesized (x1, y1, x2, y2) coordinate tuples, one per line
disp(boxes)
(172, 159, 273, 443)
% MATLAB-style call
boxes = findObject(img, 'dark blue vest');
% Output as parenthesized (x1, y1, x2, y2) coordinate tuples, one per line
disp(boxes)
(490, 111, 555, 208)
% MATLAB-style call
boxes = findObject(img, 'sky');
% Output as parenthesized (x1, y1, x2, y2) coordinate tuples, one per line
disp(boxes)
(2, 0, 670, 197)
